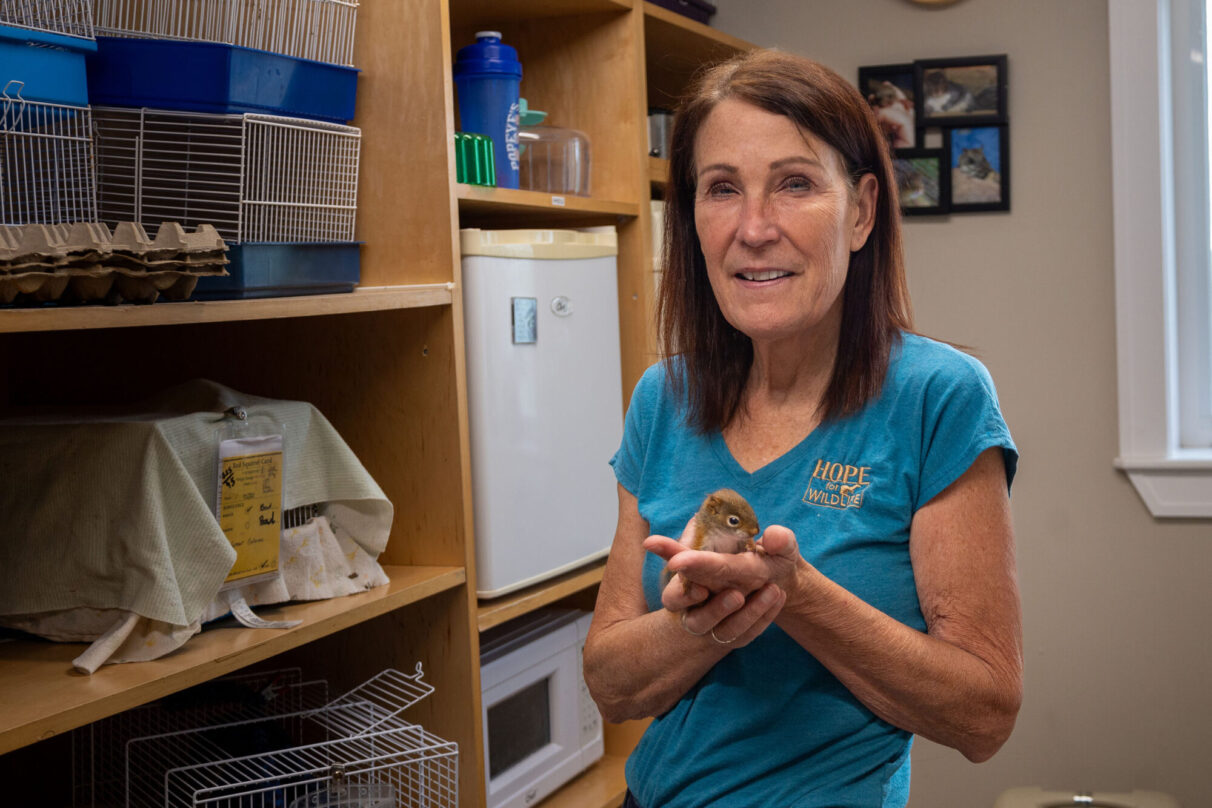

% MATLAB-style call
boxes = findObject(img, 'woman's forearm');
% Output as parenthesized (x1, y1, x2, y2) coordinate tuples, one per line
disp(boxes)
(584, 606, 728, 722)
(776, 562, 1021, 762)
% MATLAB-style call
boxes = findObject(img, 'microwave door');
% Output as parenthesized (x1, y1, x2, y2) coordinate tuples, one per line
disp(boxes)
(482, 651, 584, 808)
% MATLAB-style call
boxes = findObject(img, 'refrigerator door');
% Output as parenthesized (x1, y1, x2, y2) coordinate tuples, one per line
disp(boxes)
(462, 251, 624, 598)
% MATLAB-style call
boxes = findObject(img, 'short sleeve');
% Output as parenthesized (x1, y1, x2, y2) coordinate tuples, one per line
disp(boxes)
(915, 351, 1018, 510)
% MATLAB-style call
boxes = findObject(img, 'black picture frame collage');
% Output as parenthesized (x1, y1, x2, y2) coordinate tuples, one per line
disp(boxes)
(858, 54, 1009, 216)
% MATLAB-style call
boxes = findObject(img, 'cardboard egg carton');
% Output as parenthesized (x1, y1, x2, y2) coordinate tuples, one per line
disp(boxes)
(0, 221, 229, 305)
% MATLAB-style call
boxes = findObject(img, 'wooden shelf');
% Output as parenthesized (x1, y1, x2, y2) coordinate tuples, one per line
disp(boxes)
(648, 155, 669, 187)
(452, 0, 631, 28)
(0, 565, 465, 755)
(537, 753, 629, 808)
(642, 2, 751, 53)
(456, 185, 641, 224)
(643, 2, 753, 108)
(0, 284, 455, 334)
(477, 560, 606, 632)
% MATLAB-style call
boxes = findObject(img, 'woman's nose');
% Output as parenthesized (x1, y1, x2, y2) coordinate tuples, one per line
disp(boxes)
(737, 195, 778, 247)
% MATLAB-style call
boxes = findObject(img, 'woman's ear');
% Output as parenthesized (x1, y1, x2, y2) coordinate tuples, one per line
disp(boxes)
(849, 172, 879, 252)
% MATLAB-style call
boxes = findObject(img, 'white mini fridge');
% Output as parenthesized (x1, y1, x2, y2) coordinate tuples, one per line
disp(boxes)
(461, 228, 624, 598)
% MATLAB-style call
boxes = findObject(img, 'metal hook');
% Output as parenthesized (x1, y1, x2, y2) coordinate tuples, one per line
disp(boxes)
(2, 80, 25, 102)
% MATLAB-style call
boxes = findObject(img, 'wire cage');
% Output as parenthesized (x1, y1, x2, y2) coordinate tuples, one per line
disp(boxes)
(72, 665, 458, 808)
(0, 0, 95, 39)
(1, 82, 97, 225)
(92, 105, 360, 245)
(93, 0, 358, 65)
(73, 668, 323, 808)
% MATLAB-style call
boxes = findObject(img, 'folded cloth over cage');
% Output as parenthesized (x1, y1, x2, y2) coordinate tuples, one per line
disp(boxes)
(0, 380, 394, 672)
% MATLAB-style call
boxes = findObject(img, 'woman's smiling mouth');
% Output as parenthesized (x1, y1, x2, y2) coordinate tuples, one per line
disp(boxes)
(738, 269, 794, 282)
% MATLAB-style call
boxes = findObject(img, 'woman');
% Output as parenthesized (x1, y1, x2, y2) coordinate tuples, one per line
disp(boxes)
(583, 49, 1022, 808)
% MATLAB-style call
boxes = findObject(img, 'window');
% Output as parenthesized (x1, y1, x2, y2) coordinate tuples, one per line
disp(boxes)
(1110, 0, 1212, 517)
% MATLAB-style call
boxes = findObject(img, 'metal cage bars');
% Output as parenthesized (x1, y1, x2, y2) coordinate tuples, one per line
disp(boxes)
(92, 0, 358, 66)
(0, 0, 95, 39)
(1, 86, 97, 226)
(69, 666, 455, 808)
(92, 106, 359, 244)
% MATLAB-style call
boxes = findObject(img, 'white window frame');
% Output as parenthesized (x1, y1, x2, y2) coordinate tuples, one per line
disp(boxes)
(1110, 0, 1212, 518)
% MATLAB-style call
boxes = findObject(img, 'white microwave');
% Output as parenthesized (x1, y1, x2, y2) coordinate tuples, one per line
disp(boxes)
(480, 608, 604, 808)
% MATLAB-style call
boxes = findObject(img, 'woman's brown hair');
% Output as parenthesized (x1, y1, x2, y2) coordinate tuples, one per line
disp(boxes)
(657, 49, 913, 432)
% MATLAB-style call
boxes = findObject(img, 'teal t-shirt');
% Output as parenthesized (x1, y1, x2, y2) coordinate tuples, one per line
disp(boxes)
(610, 333, 1017, 808)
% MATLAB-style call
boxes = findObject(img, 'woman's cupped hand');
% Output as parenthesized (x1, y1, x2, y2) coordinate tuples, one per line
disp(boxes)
(643, 519, 804, 645)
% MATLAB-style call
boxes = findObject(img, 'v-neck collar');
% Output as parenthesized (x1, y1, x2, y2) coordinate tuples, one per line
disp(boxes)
(708, 426, 824, 487)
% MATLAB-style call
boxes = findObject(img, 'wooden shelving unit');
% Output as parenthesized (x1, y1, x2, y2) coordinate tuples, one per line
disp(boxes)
(477, 560, 606, 632)
(648, 155, 670, 187)
(0, 2, 750, 805)
(537, 753, 629, 808)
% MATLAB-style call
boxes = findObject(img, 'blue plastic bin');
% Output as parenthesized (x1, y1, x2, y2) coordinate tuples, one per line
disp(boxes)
(0, 24, 96, 105)
(191, 242, 361, 299)
(86, 37, 358, 123)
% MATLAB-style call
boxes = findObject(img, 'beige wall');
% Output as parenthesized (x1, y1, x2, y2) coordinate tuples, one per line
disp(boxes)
(706, 1, 1212, 806)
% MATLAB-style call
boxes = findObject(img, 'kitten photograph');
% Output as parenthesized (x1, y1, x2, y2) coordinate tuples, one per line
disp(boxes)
(949, 125, 1008, 210)
(917, 56, 1006, 125)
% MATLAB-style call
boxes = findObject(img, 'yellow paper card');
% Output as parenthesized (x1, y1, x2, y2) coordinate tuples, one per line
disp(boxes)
(217, 436, 284, 586)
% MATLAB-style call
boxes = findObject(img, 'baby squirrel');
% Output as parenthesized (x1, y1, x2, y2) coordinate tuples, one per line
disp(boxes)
(664, 488, 760, 595)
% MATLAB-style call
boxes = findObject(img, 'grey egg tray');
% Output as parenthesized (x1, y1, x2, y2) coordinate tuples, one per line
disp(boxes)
(0, 221, 230, 305)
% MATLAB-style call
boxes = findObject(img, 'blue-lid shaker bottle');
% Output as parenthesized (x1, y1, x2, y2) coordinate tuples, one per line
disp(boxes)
(453, 31, 522, 189)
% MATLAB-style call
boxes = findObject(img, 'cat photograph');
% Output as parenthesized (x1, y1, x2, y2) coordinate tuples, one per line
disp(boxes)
(949, 125, 1009, 211)
(916, 55, 1006, 126)
(858, 64, 917, 149)
(893, 150, 949, 215)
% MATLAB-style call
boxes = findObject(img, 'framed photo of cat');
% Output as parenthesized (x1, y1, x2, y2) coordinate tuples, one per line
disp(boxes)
(893, 149, 950, 216)
(915, 55, 1008, 127)
(858, 63, 918, 150)
(859, 53, 1010, 215)
(946, 124, 1010, 212)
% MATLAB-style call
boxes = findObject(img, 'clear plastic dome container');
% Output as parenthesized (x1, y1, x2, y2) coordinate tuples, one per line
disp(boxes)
(518, 124, 591, 196)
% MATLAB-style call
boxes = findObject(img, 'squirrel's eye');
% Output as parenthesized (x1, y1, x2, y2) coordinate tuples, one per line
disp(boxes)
(727, 515, 740, 527)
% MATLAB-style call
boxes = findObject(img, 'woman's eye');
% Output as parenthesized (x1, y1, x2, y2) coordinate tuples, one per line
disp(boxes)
(703, 181, 736, 197)
(784, 176, 813, 192)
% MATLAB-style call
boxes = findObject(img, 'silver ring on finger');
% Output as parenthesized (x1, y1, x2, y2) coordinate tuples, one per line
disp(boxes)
(681, 610, 708, 637)
(710, 627, 736, 645)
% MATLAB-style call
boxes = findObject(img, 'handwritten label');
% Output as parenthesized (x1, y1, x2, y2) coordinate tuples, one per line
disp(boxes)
(551, 195, 566, 207)
(217, 435, 283, 586)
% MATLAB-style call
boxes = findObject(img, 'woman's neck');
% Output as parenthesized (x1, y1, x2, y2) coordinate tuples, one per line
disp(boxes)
(745, 322, 839, 411)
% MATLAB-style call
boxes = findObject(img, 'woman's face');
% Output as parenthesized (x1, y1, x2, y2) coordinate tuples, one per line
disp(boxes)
(693, 98, 876, 347)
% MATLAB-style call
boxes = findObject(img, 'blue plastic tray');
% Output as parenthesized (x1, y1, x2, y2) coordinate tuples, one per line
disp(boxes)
(87, 37, 358, 123)
(0, 24, 96, 106)
(191, 242, 361, 300)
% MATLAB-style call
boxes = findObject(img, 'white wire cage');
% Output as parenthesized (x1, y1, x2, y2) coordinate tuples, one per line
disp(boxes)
(73, 668, 324, 808)
(93, 0, 358, 66)
(92, 105, 360, 245)
(73, 665, 458, 808)
(1, 82, 97, 225)
(0, 0, 95, 39)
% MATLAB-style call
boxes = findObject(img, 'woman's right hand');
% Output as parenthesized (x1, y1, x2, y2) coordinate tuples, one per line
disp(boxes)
(644, 520, 787, 647)
(678, 581, 786, 647)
